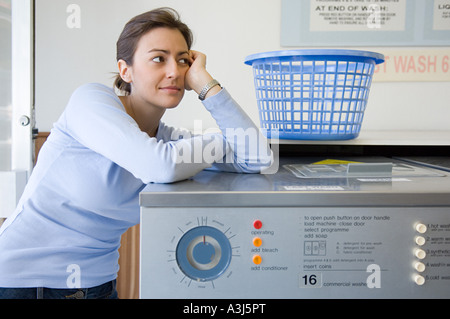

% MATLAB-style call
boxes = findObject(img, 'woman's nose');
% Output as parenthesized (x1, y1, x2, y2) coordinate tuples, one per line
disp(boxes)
(166, 59, 180, 79)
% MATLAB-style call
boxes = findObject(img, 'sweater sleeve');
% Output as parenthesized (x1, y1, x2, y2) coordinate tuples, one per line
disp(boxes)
(61, 83, 224, 184)
(61, 83, 272, 184)
(201, 88, 273, 173)
(153, 88, 273, 173)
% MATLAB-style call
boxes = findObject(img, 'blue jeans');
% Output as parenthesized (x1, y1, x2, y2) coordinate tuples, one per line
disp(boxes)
(0, 280, 118, 299)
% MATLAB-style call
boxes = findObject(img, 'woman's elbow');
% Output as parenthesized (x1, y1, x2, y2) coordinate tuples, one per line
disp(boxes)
(234, 149, 275, 174)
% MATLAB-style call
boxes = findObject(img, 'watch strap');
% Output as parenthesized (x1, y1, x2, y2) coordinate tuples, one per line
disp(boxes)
(198, 79, 220, 101)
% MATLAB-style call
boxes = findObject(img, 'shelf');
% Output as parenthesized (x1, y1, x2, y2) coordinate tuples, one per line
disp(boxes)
(270, 131, 450, 146)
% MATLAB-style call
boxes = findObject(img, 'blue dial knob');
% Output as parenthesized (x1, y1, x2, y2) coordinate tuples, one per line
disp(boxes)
(176, 226, 232, 281)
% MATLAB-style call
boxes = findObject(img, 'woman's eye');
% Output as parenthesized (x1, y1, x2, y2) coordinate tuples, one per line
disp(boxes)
(152, 56, 164, 63)
(179, 58, 190, 65)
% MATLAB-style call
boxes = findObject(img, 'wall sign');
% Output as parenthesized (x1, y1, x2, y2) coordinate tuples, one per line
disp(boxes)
(372, 48, 450, 82)
(281, 0, 450, 46)
(309, 0, 406, 32)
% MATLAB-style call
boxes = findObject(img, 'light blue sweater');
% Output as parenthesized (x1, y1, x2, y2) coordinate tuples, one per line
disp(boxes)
(0, 83, 272, 288)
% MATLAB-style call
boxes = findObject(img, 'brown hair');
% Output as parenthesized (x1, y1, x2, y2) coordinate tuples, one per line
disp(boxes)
(114, 7, 193, 94)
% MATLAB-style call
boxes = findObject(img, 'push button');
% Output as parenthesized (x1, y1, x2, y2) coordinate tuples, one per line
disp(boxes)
(413, 222, 427, 286)
(414, 261, 426, 273)
(415, 236, 426, 246)
(414, 248, 426, 260)
(253, 220, 262, 229)
(252, 255, 262, 265)
(414, 274, 425, 286)
(415, 223, 427, 234)
(253, 237, 262, 247)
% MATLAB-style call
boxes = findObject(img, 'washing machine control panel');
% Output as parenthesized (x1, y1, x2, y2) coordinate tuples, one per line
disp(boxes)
(140, 207, 450, 298)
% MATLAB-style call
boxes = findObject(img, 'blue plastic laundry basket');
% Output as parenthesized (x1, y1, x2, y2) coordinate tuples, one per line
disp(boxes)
(245, 50, 384, 140)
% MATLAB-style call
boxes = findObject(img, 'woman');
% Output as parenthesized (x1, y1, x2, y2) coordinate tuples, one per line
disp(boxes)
(0, 8, 272, 299)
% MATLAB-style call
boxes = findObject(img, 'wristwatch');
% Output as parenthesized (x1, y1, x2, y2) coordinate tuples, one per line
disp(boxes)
(198, 79, 221, 101)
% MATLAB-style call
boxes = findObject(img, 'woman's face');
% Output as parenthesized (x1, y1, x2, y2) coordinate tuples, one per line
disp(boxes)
(123, 27, 190, 110)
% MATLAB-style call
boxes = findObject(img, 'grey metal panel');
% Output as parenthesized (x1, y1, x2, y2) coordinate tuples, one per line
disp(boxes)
(140, 206, 450, 299)
(140, 157, 450, 207)
(140, 191, 450, 208)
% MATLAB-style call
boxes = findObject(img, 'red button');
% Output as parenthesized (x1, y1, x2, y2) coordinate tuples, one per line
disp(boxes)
(253, 220, 262, 229)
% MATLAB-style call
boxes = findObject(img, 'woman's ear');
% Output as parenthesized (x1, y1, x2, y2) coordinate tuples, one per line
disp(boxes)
(118, 59, 132, 83)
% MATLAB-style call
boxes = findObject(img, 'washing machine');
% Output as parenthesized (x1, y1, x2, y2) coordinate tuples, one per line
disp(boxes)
(139, 156, 450, 299)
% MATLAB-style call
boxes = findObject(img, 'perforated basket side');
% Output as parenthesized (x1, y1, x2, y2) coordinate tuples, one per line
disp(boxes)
(251, 58, 376, 140)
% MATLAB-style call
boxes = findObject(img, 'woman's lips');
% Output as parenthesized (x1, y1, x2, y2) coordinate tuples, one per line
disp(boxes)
(160, 86, 181, 92)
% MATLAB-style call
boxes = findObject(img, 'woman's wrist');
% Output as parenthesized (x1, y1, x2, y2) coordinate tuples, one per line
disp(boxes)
(185, 51, 222, 99)
(190, 72, 222, 100)
(202, 83, 221, 100)
(198, 79, 221, 100)
(190, 72, 213, 94)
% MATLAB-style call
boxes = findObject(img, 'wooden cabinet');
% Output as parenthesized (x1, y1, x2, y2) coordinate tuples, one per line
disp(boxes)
(117, 225, 140, 299)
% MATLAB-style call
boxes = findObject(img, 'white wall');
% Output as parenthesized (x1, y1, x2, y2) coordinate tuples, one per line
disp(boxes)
(35, 0, 450, 135)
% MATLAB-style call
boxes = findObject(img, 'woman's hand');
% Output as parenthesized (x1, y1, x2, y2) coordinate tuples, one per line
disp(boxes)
(185, 50, 221, 99)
